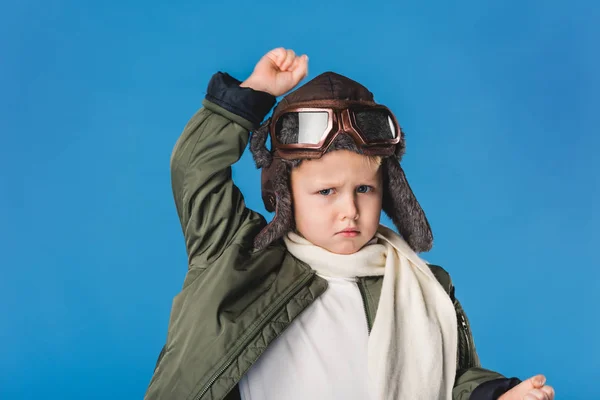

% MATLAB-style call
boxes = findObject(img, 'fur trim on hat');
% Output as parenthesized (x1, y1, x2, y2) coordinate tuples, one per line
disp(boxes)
(249, 121, 272, 168)
(381, 158, 433, 252)
(253, 157, 294, 249)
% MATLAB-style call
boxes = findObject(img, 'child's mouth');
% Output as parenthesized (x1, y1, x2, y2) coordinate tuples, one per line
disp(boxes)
(338, 229, 359, 237)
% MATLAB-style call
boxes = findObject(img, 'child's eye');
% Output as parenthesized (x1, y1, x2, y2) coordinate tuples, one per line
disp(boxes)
(357, 185, 373, 193)
(318, 188, 334, 196)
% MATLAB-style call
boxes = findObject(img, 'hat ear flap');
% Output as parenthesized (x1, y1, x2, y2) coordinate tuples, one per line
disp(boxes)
(254, 160, 294, 250)
(382, 158, 433, 252)
(250, 120, 272, 168)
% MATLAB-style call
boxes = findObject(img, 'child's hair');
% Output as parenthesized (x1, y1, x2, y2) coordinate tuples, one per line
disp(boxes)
(364, 155, 382, 169)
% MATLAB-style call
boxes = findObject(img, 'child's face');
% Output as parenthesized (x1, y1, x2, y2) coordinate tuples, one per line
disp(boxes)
(290, 150, 383, 255)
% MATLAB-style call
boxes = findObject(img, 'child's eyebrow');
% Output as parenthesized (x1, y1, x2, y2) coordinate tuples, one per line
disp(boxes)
(312, 179, 343, 188)
(358, 176, 381, 184)
(312, 176, 380, 188)
(351, 172, 381, 184)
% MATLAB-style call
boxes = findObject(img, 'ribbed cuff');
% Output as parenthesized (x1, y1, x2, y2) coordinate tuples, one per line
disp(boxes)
(205, 72, 276, 127)
(470, 377, 522, 400)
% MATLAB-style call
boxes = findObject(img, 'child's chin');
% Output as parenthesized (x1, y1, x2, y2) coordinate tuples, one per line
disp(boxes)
(327, 240, 364, 255)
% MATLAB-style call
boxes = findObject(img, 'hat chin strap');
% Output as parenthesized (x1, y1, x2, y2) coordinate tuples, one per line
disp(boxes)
(260, 157, 281, 213)
(255, 158, 294, 250)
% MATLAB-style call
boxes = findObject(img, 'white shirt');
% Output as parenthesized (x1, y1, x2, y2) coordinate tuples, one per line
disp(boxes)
(239, 274, 373, 400)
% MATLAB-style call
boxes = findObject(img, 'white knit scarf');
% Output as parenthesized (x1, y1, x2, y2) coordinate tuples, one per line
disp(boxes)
(283, 225, 457, 400)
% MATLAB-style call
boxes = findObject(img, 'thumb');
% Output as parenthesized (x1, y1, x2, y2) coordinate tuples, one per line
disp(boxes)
(291, 54, 309, 84)
(503, 375, 546, 399)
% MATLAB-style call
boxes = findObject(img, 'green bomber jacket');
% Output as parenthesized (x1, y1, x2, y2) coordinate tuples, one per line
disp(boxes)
(144, 73, 514, 400)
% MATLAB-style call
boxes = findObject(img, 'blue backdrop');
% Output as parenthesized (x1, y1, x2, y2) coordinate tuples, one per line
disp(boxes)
(1, 0, 598, 399)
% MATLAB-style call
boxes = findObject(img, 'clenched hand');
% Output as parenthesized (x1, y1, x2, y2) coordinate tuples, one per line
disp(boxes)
(240, 47, 309, 97)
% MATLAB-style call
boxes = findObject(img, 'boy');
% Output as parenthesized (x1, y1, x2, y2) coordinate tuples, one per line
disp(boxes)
(145, 48, 555, 400)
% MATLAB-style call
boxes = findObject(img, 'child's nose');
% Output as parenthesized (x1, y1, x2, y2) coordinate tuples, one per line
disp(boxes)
(340, 195, 359, 221)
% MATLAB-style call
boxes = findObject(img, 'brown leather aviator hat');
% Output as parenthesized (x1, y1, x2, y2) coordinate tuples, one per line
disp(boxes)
(250, 71, 433, 252)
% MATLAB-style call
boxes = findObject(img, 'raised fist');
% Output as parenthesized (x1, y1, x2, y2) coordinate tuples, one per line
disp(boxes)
(240, 47, 309, 97)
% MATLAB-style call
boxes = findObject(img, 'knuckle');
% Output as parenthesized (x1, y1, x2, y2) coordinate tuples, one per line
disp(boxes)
(543, 386, 555, 398)
(525, 390, 541, 400)
(535, 389, 548, 400)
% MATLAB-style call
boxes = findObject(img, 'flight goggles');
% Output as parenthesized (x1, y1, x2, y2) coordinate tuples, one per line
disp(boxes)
(269, 99, 402, 159)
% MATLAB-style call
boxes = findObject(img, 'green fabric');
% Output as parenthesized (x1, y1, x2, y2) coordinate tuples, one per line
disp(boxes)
(453, 368, 507, 400)
(145, 101, 328, 400)
(201, 98, 256, 131)
(146, 100, 506, 400)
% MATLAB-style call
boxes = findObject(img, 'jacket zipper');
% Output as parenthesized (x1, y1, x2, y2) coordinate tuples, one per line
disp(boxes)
(357, 278, 372, 334)
(194, 270, 316, 400)
(458, 311, 472, 366)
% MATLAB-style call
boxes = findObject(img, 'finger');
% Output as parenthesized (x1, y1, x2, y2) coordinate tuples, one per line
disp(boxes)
(289, 56, 301, 71)
(523, 374, 546, 389)
(291, 55, 309, 82)
(506, 375, 546, 398)
(281, 49, 296, 70)
(530, 388, 552, 400)
(541, 385, 555, 399)
(290, 54, 307, 71)
(298, 54, 309, 66)
(266, 47, 286, 66)
(523, 389, 548, 400)
(280, 49, 294, 70)
(532, 375, 546, 388)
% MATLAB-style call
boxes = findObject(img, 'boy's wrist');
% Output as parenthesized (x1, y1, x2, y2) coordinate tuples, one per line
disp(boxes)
(240, 76, 273, 96)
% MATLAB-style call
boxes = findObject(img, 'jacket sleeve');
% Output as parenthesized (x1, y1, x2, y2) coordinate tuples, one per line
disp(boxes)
(453, 368, 521, 400)
(170, 72, 276, 266)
